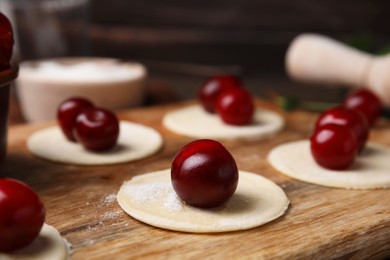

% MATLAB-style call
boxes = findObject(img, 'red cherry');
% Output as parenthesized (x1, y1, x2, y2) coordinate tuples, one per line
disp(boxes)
(0, 12, 14, 71)
(171, 139, 239, 208)
(310, 124, 358, 170)
(315, 106, 369, 153)
(57, 97, 94, 142)
(216, 87, 254, 125)
(343, 88, 383, 127)
(74, 107, 119, 151)
(0, 178, 45, 252)
(198, 75, 241, 113)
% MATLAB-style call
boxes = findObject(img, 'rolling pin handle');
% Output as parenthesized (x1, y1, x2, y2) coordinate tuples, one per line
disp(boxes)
(286, 33, 373, 88)
(285, 33, 390, 106)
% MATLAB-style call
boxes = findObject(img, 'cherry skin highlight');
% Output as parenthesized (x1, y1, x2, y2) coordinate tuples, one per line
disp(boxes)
(0, 178, 45, 252)
(315, 106, 369, 153)
(310, 124, 358, 170)
(0, 12, 14, 71)
(57, 97, 94, 142)
(343, 88, 383, 127)
(216, 87, 254, 125)
(198, 75, 241, 113)
(171, 139, 239, 208)
(74, 107, 119, 151)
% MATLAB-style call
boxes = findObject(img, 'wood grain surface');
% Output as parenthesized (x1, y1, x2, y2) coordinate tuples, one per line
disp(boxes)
(2, 100, 390, 259)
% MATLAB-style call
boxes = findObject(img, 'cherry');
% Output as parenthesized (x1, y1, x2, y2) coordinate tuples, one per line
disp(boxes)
(310, 124, 358, 170)
(74, 107, 119, 151)
(57, 97, 94, 142)
(0, 178, 45, 252)
(216, 87, 254, 125)
(0, 12, 14, 71)
(343, 88, 383, 127)
(315, 106, 369, 153)
(171, 139, 238, 208)
(198, 75, 241, 113)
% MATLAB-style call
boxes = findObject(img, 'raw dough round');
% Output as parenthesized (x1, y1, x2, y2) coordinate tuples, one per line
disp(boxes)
(0, 224, 69, 260)
(268, 140, 390, 189)
(162, 105, 284, 140)
(117, 169, 289, 233)
(27, 121, 163, 165)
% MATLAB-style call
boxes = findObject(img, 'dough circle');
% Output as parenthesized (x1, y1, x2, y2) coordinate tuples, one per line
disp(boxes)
(162, 105, 284, 140)
(27, 121, 163, 165)
(117, 169, 289, 233)
(268, 140, 390, 189)
(0, 224, 69, 260)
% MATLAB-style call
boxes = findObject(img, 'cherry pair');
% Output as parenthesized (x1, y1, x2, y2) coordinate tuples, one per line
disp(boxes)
(198, 75, 254, 125)
(57, 97, 119, 152)
(310, 89, 382, 170)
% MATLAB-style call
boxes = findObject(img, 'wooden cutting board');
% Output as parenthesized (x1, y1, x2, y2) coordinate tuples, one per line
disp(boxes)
(2, 100, 390, 259)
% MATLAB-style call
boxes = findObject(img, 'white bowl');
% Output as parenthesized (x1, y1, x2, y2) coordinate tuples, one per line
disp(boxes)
(16, 57, 147, 122)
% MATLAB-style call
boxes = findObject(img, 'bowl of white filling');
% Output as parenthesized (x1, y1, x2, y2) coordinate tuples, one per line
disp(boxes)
(16, 57, 147, 122)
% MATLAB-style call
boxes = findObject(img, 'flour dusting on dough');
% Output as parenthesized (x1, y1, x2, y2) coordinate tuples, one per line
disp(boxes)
(117, 170, 289, 233)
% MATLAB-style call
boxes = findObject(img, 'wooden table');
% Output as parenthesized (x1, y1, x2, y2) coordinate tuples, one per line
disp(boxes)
(2, 100, 390, 259)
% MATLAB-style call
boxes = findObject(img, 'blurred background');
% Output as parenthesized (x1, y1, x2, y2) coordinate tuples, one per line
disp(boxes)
(88, 0, 390, 102)
(2, 0, 390, 122)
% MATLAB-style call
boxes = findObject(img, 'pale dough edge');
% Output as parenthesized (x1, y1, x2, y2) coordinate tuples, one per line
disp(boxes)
(117, 169, 290, 233)
(0, 224, 69, 260)
(162, 105, 285, 141)
(27, 121, 163, 166)
(267, 140, 390, 189)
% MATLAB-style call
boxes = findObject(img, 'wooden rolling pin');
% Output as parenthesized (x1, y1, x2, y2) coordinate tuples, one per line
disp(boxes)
(286, 33, 390, 106)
